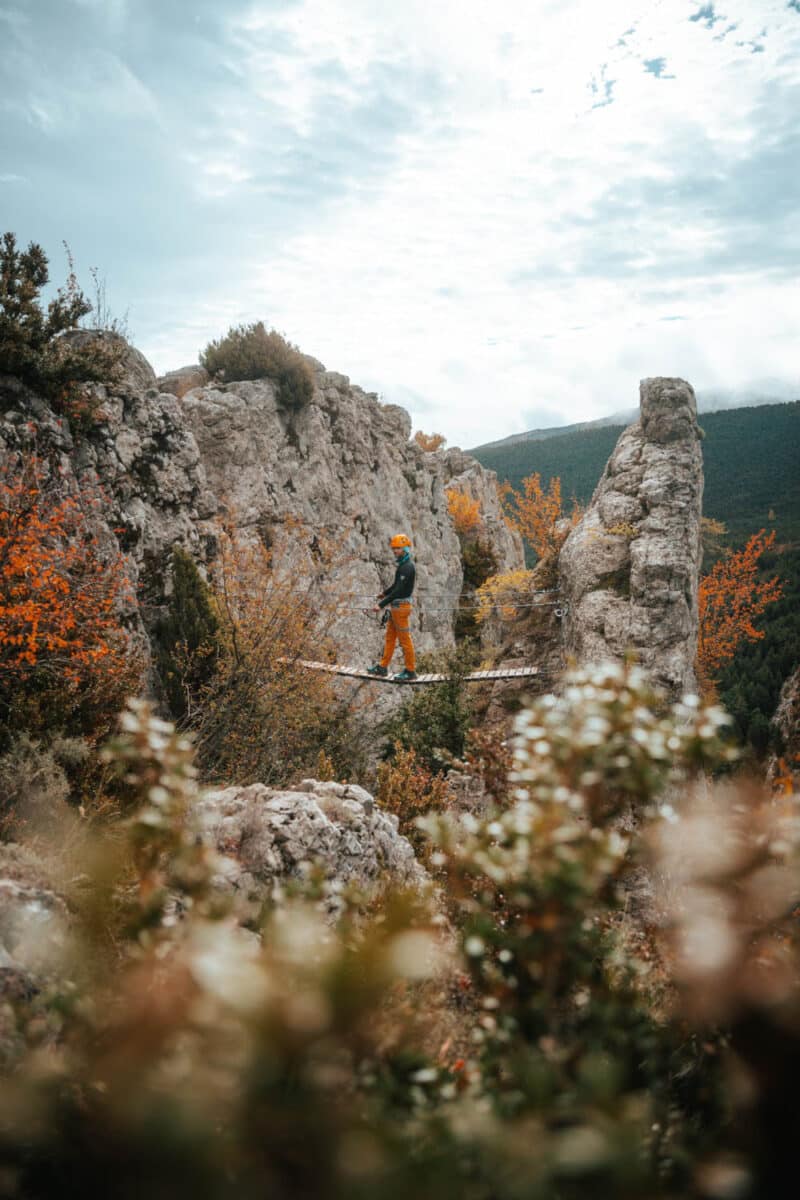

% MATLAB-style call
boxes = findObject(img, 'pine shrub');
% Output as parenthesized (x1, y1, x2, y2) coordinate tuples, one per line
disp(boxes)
(0, 232, 122, 429)
(153, 546, 221, 722)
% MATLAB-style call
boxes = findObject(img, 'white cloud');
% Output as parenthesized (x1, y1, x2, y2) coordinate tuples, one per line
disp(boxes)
(167, 0, 789, 443)
(5, 0, 795, 446)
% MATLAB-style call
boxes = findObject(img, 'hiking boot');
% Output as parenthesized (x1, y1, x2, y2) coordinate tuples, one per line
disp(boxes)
(394, 669, 418, 682)
(366, 664, 388, 677)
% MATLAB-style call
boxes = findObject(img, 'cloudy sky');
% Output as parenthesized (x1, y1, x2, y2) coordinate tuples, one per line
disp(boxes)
(1, 0, 798, 446)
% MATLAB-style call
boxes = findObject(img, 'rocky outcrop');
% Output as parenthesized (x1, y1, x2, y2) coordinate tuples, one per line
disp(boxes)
(195, 778, 427, 916)
(156, 364, 210, 399)
(0, 338, 521, 670)
(175, 366, 521, 658)
(439, 446, 523, 581)
(0, 346, 218, 670)
(559, 378, 703, 697)
(62, 328, 158, 394)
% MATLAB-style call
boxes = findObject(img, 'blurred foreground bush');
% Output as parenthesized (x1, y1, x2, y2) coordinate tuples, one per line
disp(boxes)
(0, 666, 798, 1199)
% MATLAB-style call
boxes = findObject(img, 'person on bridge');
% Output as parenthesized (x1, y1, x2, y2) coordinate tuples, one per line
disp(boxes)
(367, 533, 417, 681)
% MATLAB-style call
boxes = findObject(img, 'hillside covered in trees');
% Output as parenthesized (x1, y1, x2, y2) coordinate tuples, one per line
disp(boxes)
(473, 401, 800, 545)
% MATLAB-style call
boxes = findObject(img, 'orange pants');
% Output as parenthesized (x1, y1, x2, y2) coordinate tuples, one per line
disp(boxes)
(380, 602, 416, 671)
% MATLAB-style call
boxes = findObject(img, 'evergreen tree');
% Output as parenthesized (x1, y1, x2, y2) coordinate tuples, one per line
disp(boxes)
(153, 547, 220, 721)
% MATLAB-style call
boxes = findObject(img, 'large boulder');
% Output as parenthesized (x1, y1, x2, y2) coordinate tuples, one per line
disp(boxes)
(195, 779, 427, 917)
(559, 378, 703, 697)
(59, 328, 157, 394)
(156, 364, 210, 399)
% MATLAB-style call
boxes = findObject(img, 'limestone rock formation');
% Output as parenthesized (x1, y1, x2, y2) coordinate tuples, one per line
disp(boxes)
(195, 778, 427, 916)
(0, 338, 521, 671)
(440, 446, 523, 581)
(176, 365, 521, 659)
(156, 364, 210, 398)
(61, 328, 158, 394)
(559, 378, 703, 697)
(0, 344, 217, 671)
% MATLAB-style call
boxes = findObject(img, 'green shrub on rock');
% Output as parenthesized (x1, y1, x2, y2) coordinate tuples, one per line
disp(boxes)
(200, 321, 315, 409)
(382, 647, 476, 771)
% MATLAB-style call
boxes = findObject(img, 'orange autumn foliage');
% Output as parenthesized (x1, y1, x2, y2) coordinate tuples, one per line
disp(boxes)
(697, 529, 783, 682)
(413, 431, 446, 452)
(446, 487, 482, 535)
(0, 455, 138, 735)
(499, 472, 580, 560)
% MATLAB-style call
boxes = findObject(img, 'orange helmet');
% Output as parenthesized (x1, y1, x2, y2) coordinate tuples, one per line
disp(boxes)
(390, 533, 412, 549)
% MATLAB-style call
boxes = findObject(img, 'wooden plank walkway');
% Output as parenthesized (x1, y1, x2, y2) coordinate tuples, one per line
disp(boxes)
(287, 659, 540, 685)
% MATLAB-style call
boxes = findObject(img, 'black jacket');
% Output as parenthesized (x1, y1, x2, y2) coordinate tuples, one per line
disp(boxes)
(379, 556, 416, 608)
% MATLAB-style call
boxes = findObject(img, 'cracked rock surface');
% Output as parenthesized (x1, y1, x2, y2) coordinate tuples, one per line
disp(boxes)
(0, 336, 521, 672)
(195, 779, 427, 916)
(179, 371, 521, 659)
(559, 378, 703, 698)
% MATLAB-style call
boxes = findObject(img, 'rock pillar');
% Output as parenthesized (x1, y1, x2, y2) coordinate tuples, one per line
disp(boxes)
(558, 377, 703, 697)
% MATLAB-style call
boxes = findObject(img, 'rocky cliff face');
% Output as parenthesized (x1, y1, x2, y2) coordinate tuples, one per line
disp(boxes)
(178, 367, 521, 658)
(558, 378, 703, 698)
(0, 336, 521, 669)
(1, 336, 706, 700)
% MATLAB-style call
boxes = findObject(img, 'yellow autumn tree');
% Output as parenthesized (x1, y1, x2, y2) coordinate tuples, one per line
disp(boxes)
(499, 473, 580, 560)
(0, 454, 140, 742)
(413, 431, 446, 452)
(446, 486, 482, 535)
(474, 568, 538, 623)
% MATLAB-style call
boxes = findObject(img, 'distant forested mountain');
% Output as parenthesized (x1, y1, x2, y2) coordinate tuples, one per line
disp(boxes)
(472, 402, 800, 545)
